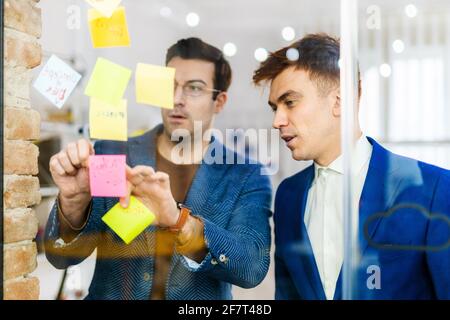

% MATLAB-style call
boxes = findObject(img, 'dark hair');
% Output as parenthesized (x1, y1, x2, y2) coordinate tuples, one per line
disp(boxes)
(166, 37, 232, 100)
(253, 33, 361, 98)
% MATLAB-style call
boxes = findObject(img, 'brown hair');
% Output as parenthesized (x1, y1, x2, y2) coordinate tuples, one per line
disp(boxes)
(253, 33, 361, 97)
(166, 37, 232, 100)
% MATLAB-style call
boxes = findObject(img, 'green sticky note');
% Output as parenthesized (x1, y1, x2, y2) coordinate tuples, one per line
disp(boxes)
(102, 196, 156, 244)
(85, 57, 132, 106)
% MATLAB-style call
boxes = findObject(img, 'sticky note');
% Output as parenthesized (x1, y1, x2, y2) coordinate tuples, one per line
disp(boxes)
(88, 7, 130, 48)
(33, 55, 82, 108)
(136, 63, 175, 109)
(84, 57, 132, 106)
(89, 98, 128, 141)
(102, 196, 156, 244)
(89, 155, 127, 197)
(85, 0, 122, 18)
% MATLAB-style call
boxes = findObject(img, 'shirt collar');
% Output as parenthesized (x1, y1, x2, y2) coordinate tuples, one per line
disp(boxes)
(314, 135, 373, 179)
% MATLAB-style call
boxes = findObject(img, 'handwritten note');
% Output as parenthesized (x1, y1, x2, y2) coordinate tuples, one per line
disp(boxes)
(33, 55, 82, 108)
(102, 196, 156, 244)
(85, 0, 122, 18)
(89, 98, 127, 141)
(84, 57, 132, 106)
(88, 7, 130, 48)
(136, 63, 175, 109)
(89, 155, 127, 197)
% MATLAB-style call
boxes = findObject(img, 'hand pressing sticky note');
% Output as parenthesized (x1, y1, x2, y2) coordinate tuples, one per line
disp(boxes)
(33, 55, 82, 109)
(90, 98, 128, 141)
(102, 196, 156, 244)
(85, 0, 122, 18)
(136, 63, 175, 109)
(88, 7, 130, 48)
(89, 155, 127, 197)
(85, 57, 132, 106)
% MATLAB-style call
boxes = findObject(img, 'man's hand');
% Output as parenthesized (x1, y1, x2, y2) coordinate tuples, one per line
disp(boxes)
(120, 165, 180, 228)
(49, 139, 94, 228)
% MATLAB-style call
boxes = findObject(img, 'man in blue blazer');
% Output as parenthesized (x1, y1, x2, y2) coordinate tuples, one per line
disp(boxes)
(253, 33, 449, 299)
(45, 38, 272, 299)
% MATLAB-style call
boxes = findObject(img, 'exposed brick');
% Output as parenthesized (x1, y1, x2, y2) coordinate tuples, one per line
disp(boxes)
(4, 66, 32, 101)
(5, 34, 42, 68)
(4, 107, 41, 140)
(4, 0, 42, 302)
(4, 242, 38, 280)
(4, 175, 41, 209)
(4, 208, 39, 244)
(4, 0, 42, 38)
(4, 140, 39, 175)
(4, 95, 31, 109)
(4, 276, 40, 300)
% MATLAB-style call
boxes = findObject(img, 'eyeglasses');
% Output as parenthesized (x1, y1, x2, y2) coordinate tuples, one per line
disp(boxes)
(174, 81, 221, 98)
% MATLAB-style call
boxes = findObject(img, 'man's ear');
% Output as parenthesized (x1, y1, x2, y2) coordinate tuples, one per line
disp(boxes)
(332, 89, 341, 117)
(214, 91, 228, 114)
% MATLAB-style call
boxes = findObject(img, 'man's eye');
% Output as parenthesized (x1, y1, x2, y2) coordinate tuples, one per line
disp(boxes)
(285, 100, 296, 107)
(189, 85, 202, 92)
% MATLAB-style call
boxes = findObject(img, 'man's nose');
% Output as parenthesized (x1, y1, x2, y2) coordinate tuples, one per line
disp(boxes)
(273, 109, 288, 129)
(174, 84, 185, 106)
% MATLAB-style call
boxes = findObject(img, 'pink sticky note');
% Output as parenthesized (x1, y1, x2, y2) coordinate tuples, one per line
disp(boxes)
(89, 155, 127, 197)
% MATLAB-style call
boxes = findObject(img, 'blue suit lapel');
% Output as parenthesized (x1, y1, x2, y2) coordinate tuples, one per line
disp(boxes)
(333, 137, 399, 300)
(127, 126, 161, 253)
(184, 138, 229, 219)
(358, 137, 400, 256)
(127, 125, 158, 168)
(292, 166, 327, 300)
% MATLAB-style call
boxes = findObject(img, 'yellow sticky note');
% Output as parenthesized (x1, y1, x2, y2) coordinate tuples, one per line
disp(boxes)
(89, 98, 127, 141)
(88, 7, 130, 48)
(136, 63, 175, 109)
(85, 57, 132, 106)
(102, 196, 156, 245)
(85, 0, 122, 18)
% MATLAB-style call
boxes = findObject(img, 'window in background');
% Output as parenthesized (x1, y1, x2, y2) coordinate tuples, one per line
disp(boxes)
(359, 10, 450, 170)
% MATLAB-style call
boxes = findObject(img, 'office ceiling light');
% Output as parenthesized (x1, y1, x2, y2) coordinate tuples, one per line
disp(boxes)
(380, 63, 392, 78)
(282, 27, 296, 41)
(286, 48, 299, 61)
(223, 43, 237, 57)
(254, 48, 269, 62)
(393, 39, 405, 53)
(160, 6, 172, 17)
(405, 4, 418, 18)
(186, 12, 200, 27)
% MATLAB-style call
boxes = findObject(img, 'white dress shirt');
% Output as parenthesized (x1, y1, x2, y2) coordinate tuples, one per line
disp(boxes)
(304, 135, 373, 300)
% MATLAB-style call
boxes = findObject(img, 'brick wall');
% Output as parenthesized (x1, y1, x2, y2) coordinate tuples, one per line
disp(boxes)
(3, 0, 42, 300)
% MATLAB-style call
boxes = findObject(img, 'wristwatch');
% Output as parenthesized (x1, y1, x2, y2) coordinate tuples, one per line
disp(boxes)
(168, 202, 191, 233)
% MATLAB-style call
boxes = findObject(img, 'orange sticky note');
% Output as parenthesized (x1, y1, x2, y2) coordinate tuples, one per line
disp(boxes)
(88, 7, 130, 48)
(102, 196, 156, 244)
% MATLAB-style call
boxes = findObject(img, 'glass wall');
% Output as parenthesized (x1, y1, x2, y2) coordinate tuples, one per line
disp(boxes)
(26, 0, 449, 300)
